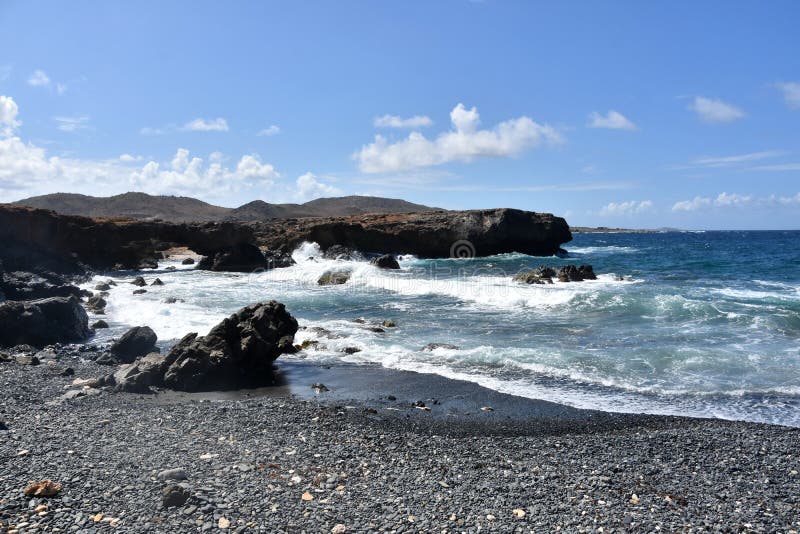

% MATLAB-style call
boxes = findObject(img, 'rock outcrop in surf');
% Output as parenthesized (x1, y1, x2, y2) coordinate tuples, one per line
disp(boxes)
(108, 301, 298, 392)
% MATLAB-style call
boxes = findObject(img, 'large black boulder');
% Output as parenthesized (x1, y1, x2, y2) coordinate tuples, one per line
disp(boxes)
(110, 326, 158, 363)
(160, 301, 298, 391)
(196, 243, 268, 272)
(370, 254, 400, 270)
(0, 296, 90, 348)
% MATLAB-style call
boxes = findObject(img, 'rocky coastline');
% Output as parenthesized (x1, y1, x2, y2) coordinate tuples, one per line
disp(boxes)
(2, 203, 799, 531)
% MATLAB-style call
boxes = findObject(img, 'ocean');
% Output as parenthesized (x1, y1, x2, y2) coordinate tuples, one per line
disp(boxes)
(83, 231, 800, 427)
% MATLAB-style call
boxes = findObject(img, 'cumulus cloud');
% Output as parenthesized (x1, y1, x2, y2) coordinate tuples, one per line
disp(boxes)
(689, 97, 745, 123)
(118, 153, 141, 163)
(672, 192, 800, 212)
(0, 95, 21, 136)
(53, 116, 90, 132)
(257, 125, 281, 136)
(776, 82, 800, 109)
(374, 114, 433, 129)
(181, 117, 229, 132)
(295, 172, 341, 201)
(355, 103, 562, 173)
(587, 110, 637, 130)
(599, 200, 653, 216)
(27, 69, 51, 87)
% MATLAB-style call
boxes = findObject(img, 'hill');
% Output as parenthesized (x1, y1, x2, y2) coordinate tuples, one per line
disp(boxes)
(10, 193, 437, 222)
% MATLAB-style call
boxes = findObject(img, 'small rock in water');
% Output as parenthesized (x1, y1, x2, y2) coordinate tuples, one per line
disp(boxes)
(381, 320, 397, 327)
(150, 278, 164, 286)
(157, 468, 188, 481)
(94, 283, 111, 291)
(312, 383, 329, 393)
(182, 258, 195, 265)
(92, 320, 109, 329)
(131, 276, 146, 287)
(132, 289, 147, 295)
(342, 347, 361, 354)
(422, 343, 460, 351)
(480, 406, 494, 412)
(162, 485, 190, 508)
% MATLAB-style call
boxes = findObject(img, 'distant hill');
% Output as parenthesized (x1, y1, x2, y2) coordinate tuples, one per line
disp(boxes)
(9, 192, 437, 223)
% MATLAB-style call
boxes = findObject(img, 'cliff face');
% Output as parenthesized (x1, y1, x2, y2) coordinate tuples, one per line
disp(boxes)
(252, 208, 572, 257)
(0, 205, 259, 272)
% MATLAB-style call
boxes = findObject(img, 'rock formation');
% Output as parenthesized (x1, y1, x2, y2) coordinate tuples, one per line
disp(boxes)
(109, 301, 298, 392)
(0, 296, 90, 347)
(250, 208, 572, 257)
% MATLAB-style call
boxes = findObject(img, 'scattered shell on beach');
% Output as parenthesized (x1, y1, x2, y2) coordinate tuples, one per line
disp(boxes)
(630, 493, 640, 504)
(301, 491, 314, 501)
(512, 509, 526, 518)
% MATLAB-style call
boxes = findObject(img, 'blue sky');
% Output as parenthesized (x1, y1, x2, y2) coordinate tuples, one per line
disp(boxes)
(1, 1, 798, 229)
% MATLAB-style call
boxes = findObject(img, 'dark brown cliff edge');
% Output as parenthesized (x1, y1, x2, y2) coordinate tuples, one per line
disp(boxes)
(0, 205, 258, 273)
(250, 208, 572, 257)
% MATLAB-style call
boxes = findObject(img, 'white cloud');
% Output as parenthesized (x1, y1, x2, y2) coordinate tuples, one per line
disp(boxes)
(689, 97, 745, 123)
(0, 95, 21, 136)
(181, 118, 229, 132)
(295, 172, 341, 201)
(776, 82, 800, 109)
(56, 83, 67, 95)
(257, 125, 281, 136)
(671, 192, 800, 212)
(690, 150, 784, 168)
(599, 200, 653, 216)
(374, 114, 433, 129)
(27, 69, 51, 87)
(53, 116, 90, 132)
(355, 103, 563, 173)
(235, 154, 279, 180)
(587, 110, 637, 130)
(118, 153, 141, 162)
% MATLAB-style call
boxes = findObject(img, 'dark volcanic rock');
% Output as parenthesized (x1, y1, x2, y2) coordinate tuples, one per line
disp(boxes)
(110, 326, 158, 363)
(86, 295, 107, 313)
(156, 301, 297, 391)
(0, 205, 265, 272)
(557, 264, 597, 282)
(513, 266, 557, 285)
(196, 243, 268, 272)
(0, 269, 85, 301)
(132, 289, 147, 295)
(251, 208, 572, 258)
(370, 254, 400, 269)
(92, 319, 109, 329)
(323, 245, 360, 261)
(150, 278, 164, 286)
(263, 249, 295, 269)
(318, 271, 350, 285)
(181, 257, 195, 265)
(0, 296, 90, 348)
(131, 276, 146, 287)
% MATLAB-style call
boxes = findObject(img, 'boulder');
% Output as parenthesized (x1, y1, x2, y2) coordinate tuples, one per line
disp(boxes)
(86, 295, 107, 313)
(150, 278, 164, 286)
(0, 296, 90, 348)
(0, 270, 85, 301)
(92, 320, 109, 329)
(131, 276, 146, 287)
(110, 326, 158, 363)
(111, 353, 165, 392)
(263, 250, 295, 269)
(181, 258, 195, 265)
(159, 301, 298, 391)
(133, 289, 147, 295)
(196, 243, 267, 272)
(370, 254, 400, 270)
(95, 283, 111, 291)
(318, 271, 350, 285)
(557, 264, 597, 282)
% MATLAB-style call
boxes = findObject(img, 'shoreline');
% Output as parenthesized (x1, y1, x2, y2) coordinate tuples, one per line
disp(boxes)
(2, 350, 799, 531)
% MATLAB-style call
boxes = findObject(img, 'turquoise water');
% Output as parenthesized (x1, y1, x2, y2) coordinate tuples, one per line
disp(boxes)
(85, 231, 800, 427)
